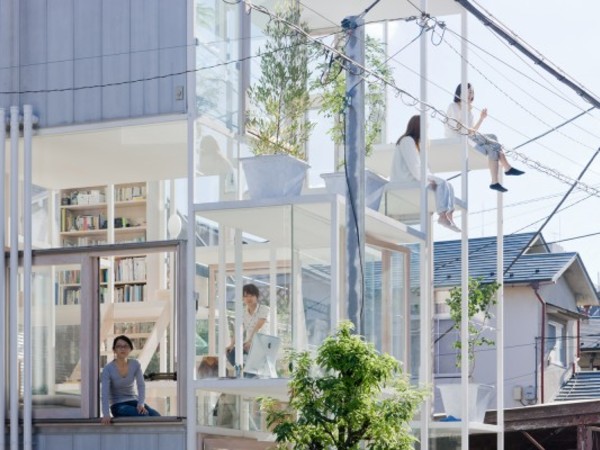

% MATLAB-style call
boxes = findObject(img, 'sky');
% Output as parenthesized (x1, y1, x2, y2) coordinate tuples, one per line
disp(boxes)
(381, 0, 600, 286)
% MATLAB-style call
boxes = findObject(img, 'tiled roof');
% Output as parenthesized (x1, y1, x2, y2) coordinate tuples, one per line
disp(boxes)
(409, 232, 585, 288)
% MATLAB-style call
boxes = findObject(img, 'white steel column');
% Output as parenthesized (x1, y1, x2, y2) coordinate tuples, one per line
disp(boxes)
(460, 10, 470, 450)
(234, 229, 243, 370)
(418, 0, 431, 447)
(497, 175, 505, 449)
(9, 106, 19, 450)
(269, 246, 277, 336)
(23, 105, 33, 450)
(217, 224, 227, 377)
(0, 108, 6, 450)
(186, 0, 197, 445)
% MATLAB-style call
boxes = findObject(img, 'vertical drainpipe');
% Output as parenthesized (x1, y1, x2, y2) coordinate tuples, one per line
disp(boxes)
(9, 106, 19, 450)
(23, 105, 33, 450)
(0, 108, 6, 450)
(532, 284, 545, 403)
(185, 0, 197, 448)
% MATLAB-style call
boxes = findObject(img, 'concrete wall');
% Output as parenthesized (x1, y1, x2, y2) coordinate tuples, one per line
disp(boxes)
(33, 421, 185, 450)
(0, 0, 187, 127)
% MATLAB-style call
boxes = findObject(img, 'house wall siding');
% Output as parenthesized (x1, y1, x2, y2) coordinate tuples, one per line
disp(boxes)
(0, 0, 187, 127)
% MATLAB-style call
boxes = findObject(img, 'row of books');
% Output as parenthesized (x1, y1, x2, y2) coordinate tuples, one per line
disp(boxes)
(115, 257, 147, 283)
(59, 270, 80, 284)
(114, 284, 147, 303)
(114, 321, 155, 334)
(58, 288, 81, 305)
(115, 185, 146, 202)
(62, 237, 108, 247)
(61, 210, 107, 232)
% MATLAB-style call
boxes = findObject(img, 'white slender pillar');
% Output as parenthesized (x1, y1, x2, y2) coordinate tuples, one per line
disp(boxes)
(0, 108, 6, 450)
(23, 105, 32, 450)
(418, 1, 431, 447)
(9, 106, 19, 450)
(497, 175, 505, 449)
(217, 225, 227, 377)
(459, 10, 471, 450)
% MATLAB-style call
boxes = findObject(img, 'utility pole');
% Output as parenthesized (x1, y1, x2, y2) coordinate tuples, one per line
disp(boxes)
(342, 15, 365, 334)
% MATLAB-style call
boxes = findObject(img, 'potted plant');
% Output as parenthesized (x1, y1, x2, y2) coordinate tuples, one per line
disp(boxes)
(438, 276, 500, 422)
(317, 35, 392, 210)
(242, 0, 316, 199)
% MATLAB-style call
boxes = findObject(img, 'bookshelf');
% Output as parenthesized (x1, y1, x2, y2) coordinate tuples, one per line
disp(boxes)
(59, 182, 147, 247)
(56, 266, 110, 306)
(114, 256, 148, 303)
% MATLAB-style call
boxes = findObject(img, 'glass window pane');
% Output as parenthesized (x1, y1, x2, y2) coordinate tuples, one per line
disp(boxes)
(30, 264, 83, 418)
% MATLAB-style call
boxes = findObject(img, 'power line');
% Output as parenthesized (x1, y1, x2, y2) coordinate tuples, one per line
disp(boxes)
(456, 0, 600, 109)
(0, 31, 339, 95)
(244, 1, 600, 198)
(504, 148, 600, 274)
(438, 31, 599, 154)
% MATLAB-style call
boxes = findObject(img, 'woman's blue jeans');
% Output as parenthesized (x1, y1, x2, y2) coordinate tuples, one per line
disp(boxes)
(110, 400, 161, 417)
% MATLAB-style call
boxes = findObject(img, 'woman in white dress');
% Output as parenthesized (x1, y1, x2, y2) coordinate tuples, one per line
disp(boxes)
(445, 83, 524, 192)
(392, 115, 460, 232)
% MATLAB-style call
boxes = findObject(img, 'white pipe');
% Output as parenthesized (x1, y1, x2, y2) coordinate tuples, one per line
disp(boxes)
(269, 246, 277, 336)
(497, 168, 505, 449)
(460, 10, 470, 450)
(418, 0, 431, 447)
(23, 105, 33, 450)
(330, 201, 340, 332)
(186, 65, 197, 450)
(234, 229, 243, 370)
(9, 105, 19, 450)
(0, 108, 6, 450)
(218, 224, 227, 377)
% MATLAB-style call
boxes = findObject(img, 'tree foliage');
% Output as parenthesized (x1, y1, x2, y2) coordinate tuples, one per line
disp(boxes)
(446, 277, 500, 372)
(246, 0, 316, 160)
(262, 322, 426, 450)
(316, 35, 393, 159)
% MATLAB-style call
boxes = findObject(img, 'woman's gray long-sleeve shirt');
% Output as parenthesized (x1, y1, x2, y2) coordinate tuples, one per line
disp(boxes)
(101, 359, 145, 416)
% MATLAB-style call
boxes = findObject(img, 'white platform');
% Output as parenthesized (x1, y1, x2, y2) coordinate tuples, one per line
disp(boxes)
(366, 139, 488, 178)
(196, 377, 290, 401)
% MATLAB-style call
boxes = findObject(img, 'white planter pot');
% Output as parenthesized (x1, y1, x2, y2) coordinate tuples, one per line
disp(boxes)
(437, 382, 494, 423)
(240, 154, 309, 200)
(321, 170, 388, 210)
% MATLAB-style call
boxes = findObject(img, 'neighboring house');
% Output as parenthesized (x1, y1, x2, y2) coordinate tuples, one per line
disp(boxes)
(432, 232, 599, 409)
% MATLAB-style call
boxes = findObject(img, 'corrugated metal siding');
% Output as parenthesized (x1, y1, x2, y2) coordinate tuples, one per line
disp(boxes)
(2, 0, 187, 127)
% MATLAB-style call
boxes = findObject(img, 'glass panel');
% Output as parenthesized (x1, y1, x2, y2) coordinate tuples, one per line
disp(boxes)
(291, 204, 333, 352)
(195, 0, 240, 129)
(29, 264, 83, 418)
(195, 205, 295, 379)
(100, 251, 177, 416)
(410, 244, 421, 381)
(364, 247, 383, 351)
(391, 251, 407, 363)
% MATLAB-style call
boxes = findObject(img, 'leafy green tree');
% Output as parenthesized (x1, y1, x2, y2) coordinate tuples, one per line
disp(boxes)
(446, 276, 500, 373)
(262, 322, 426, 450)
(316, 35, 393, 160)
(246, 0, 316, 159)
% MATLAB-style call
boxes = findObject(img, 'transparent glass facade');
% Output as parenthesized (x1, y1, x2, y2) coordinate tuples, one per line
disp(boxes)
(30, 264, 83, 418)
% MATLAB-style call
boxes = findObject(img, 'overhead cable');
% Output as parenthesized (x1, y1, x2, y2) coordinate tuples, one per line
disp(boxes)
(503, 147, 600, 275)
(455, 0, 600, 110)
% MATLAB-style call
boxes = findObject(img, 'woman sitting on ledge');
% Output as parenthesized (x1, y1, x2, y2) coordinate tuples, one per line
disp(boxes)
(445, 82, 524, 193)
(392, 115, 460, 232)
(100, 335, 160, 425)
